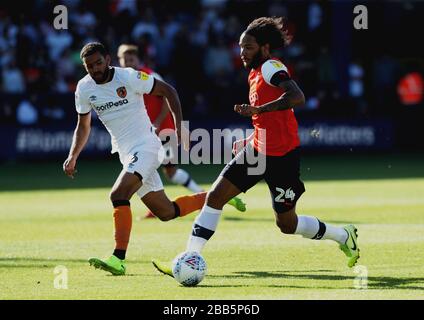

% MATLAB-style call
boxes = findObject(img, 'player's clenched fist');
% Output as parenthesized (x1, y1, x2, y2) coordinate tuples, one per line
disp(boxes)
(63, 156, 77, 179)
(234, 104, 257, 117)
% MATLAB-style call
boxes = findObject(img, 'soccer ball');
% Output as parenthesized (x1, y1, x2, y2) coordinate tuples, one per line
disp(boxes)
(172, 251, 207, 286)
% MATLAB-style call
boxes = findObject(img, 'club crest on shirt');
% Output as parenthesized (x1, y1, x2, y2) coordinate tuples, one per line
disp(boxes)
(116, 86, 127, 98)
(137, 71, 149, 80)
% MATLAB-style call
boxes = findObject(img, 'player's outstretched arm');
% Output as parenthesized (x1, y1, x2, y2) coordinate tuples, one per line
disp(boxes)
(150, 79, 189, 150)
(152, 99, 171, 134)
(257, 79, 305, 113)
(234, 79, 305, 117)
(63, 113, 91, 179)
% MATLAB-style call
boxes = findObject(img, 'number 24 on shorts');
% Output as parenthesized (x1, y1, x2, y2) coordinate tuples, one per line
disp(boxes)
(274, 187, 295, 203)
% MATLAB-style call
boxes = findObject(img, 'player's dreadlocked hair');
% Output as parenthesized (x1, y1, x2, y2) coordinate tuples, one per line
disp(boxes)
(245, 17, 291, 50)
(80, 42, 109, 59)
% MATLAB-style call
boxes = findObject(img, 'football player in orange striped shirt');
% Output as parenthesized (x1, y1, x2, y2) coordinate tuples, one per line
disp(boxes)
(153, 17, 359, 276)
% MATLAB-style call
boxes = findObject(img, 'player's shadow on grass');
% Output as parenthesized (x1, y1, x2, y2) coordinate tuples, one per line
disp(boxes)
(223, 216, 274, 222)
(0, 257, 90, 268)
(0, 257, 149, 269)
(321, 220, 361, 225)
(194, 285, 250, 288)
(223, 216, 361, 224)
(209, 271, 424, 291)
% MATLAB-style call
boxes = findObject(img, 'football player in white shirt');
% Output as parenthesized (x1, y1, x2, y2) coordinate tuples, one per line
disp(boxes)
(117, 44, 204, 209)
(62, 42, 230, 276)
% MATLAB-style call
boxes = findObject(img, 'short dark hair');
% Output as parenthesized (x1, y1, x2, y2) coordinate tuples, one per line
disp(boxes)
(245, 17, 291, 51)
(80, 42, 109, 60)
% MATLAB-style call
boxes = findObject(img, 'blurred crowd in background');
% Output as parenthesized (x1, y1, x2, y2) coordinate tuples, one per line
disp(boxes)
(0, 0, 423, 127)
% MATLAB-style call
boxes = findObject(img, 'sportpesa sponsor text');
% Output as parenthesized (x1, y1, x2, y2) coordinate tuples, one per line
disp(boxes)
(92, 99, 129, 112)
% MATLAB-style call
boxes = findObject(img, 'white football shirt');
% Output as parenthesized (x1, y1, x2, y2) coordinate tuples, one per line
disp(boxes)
(75, 67, 161, 156)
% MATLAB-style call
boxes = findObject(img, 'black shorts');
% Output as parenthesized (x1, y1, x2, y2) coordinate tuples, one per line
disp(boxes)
(221, 144, 305, 213)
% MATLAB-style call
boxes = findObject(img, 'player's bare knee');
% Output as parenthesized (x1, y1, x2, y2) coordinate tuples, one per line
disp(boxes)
(109, 190, 118, 201)
(276, 220, 297, 234)
(156, 213, 173, 222)
(153, 203, 175, 222)
(206, 189, 226, 209)
(110, 188, 131, 201)
(156, 206, 176, 221)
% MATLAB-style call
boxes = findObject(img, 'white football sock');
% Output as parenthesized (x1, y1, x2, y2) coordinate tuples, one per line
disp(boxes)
(170, 168, 189, 184)
(171, 168, 203, 193)
(322, 224, 348, 244)
(295, 215, 320, 238)
(186, 205, 222, 252)
(295, 215, 348, 244)
(187, 179, 204, 193)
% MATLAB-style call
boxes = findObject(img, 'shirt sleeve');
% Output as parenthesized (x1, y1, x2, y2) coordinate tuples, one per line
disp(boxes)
(126, 67, 155, 95)
(151, 71, 164, 81)
(75, 83, 91, 114)
(261, 59, 290, 87)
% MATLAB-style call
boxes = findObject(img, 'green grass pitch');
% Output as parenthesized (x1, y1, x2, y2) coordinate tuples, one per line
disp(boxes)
(1, 153, 424, 299)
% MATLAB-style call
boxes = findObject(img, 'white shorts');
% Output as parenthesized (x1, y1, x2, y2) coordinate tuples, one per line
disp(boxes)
(121, 144, 165, 198)
(135, 170, 164, 198)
